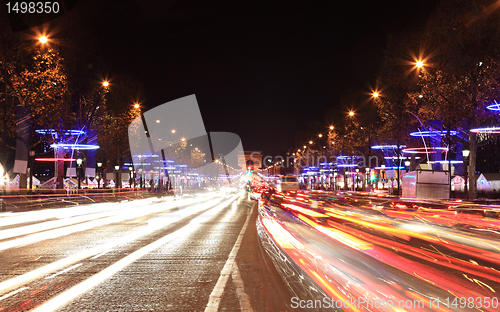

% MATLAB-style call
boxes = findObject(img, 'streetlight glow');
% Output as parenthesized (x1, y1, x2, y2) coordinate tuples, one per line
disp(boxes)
(372, 92, 379, 98)
(318, 134, 323, 138)
(349, 111, 354, 117)
(102, 81, 109, 87)
(134, 103, 140, 109)
(171, 129, 176, 133)
(329, 126, 334, 130)
(416, 61, 424, 68)
(39, 36, 48, 44)
(309, 141, 313, 144)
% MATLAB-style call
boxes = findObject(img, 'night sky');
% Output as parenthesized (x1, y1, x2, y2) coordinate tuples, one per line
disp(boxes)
(75, 0, 438, 158)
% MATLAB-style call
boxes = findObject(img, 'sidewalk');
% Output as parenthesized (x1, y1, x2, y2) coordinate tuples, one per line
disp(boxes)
(0, 189, 162, 213)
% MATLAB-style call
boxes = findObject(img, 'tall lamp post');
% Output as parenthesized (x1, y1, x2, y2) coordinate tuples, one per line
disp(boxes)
(365, 167, 371, 190)
(114, 165, 120, 189)
(139, 168, 143, 190)
(76, 157, 83, 190)
(462, 148, 470, 200)
(97, 162, 102, 189)
(129, 166, 133, 188)
(405, 159, 411, 172)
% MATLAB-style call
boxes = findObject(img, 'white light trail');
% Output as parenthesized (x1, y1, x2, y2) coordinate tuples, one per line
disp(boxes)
(32, 193, 241, 312)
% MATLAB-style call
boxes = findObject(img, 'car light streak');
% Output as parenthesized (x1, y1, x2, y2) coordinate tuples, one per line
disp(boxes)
(257, 191, 500, 312)
(32, 193, 241, 312)
(0, 194, 229, 294)
(0, 195, 220, 252)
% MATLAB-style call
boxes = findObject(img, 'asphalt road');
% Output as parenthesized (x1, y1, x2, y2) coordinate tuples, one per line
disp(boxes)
(0, 191, 295, 312)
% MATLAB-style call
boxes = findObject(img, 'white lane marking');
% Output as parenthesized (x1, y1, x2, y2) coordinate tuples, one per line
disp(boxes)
(0, 286, 29, 302)
(45, 263, 83, 279)
(32, 194, 241, 312)
(90, 250, 111, 259)
(204, 202, 254, 312)
(0, 196, 224, 295)
(231, 264, 254, 312)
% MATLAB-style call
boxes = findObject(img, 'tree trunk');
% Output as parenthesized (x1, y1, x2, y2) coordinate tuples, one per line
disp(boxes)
(469, 132, 477, 200)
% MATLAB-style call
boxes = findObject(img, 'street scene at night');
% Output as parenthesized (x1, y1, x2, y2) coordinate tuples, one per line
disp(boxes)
(2, 0, 500, 311)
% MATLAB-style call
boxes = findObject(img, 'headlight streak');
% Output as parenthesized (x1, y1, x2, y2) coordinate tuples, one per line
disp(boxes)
(32, 193, 241, 312)
(0, 193, 227, 295)
(0, 195, 224, 252)
(257, 192, 500, 311)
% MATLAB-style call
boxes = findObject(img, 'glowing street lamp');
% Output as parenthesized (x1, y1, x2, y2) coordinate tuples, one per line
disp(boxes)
(415, 61, 424, 68)
(114, 165, 120, 189)
(405, 159, 411, 172)
(133, 103, 140, 109)
(318, 134, 323, 138)
(462, 148, 470, 200)
(39, 36, 48, 44)
(97, 162, 102, 189)
(372, 92, 379, 98)
(76, 157, 83, 190)
(102, 81, 109, 87)
(348, 111, 354, 117)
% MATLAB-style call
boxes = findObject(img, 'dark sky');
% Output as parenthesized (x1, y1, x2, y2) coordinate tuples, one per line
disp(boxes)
(75, 0, 439, 158)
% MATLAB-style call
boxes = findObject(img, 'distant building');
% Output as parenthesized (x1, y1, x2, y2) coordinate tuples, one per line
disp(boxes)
(477, 173, 500, 193)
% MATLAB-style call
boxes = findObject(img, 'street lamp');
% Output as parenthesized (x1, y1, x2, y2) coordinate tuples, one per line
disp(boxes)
(462, 148, 470, 200)
(405, 159, 411, 172)
(365, 167, 370, 189)
(39, 36, 47, 44)
(114, 165, 119, 189)
(348, 111, 355, 117)
(76, 157, 83, 190)
(139, 168, 143, 189)
(129, 166, 133, 188)
(355, 168, 360, 191)
(97, 162, 102, 189)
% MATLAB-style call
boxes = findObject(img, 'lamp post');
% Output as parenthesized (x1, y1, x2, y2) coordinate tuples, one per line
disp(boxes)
(381, 164, 386, 190)
(97, 162, 102, 189)
(139, 168, 143, 189)
(355, 168, 360, 191)
(29, 151, 35, 193)
(365, 167, 370, 190)
(463, 148, 470, 200)
(405, 159, 411, 172)
(76, 157, 83, 190)
(129, 166, 133, 188)
(114, 165, 119, 189)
